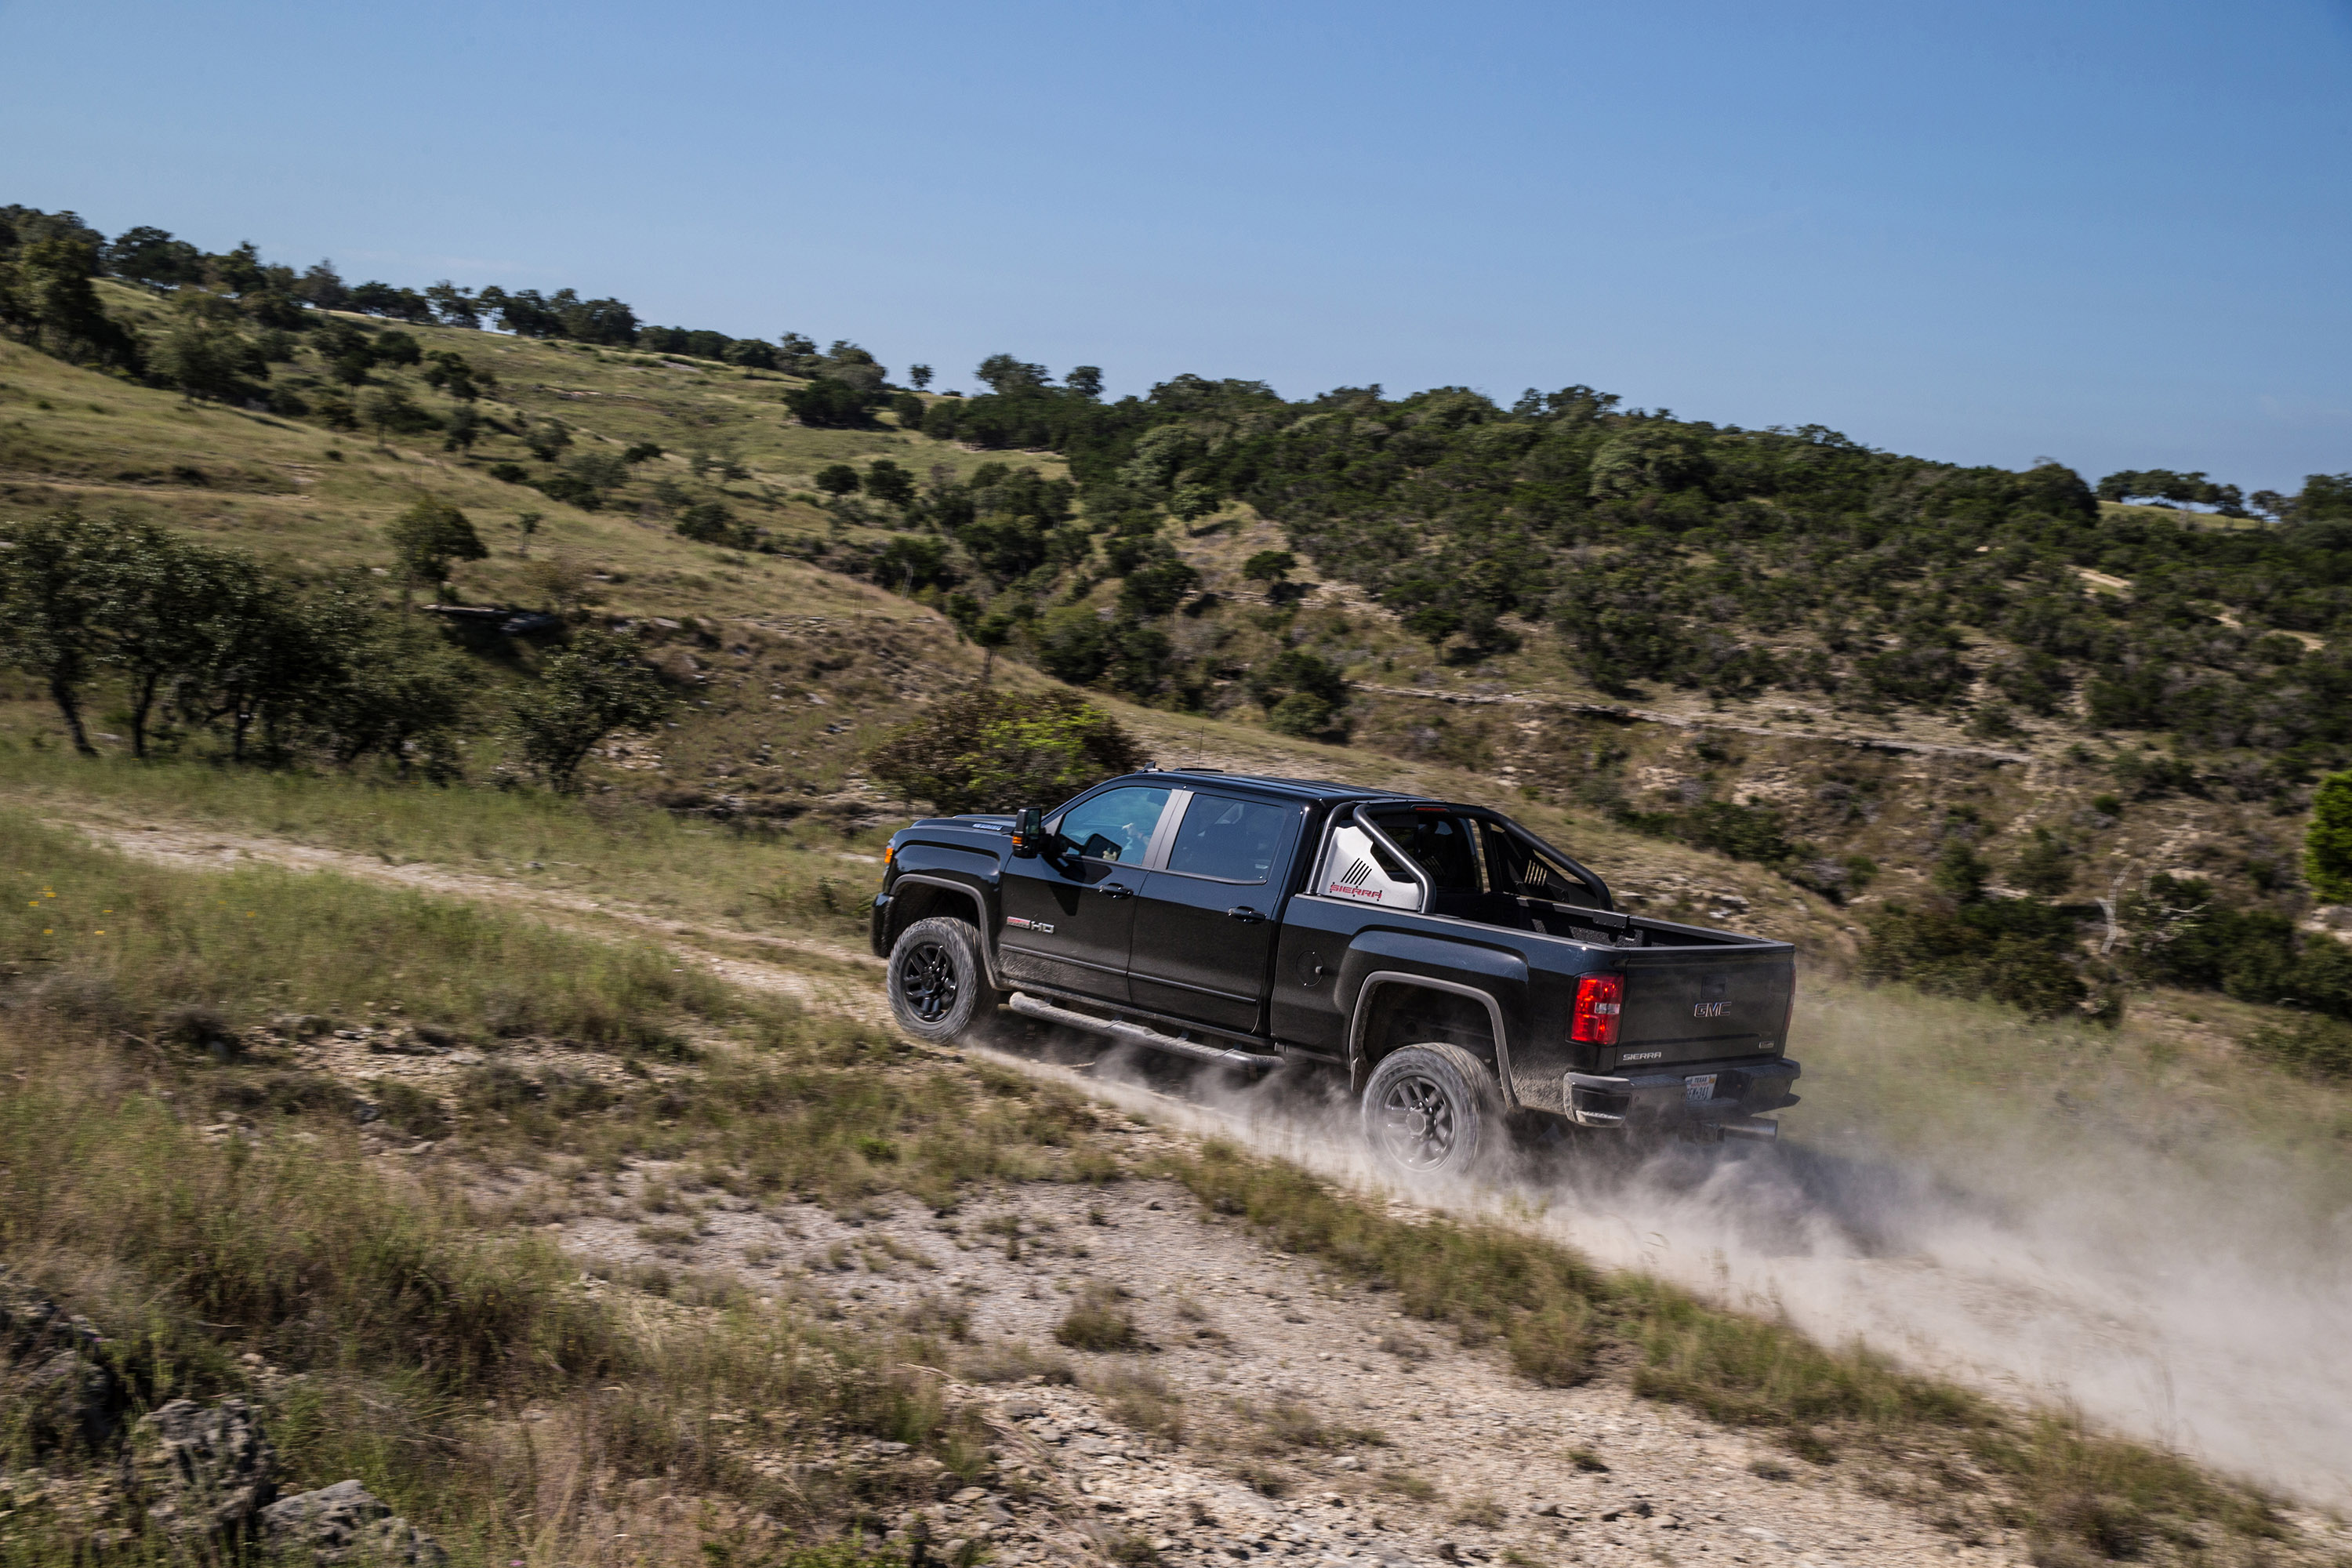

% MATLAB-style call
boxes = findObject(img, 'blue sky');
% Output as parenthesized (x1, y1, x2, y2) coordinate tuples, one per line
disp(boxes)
(5, 0, 2348, 490)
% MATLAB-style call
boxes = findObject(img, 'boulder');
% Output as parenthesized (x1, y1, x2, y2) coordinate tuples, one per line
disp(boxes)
(0, 1272, 129, 1454)
(133, 1397, 278, 1538)
(261, 1479, 447, 1566)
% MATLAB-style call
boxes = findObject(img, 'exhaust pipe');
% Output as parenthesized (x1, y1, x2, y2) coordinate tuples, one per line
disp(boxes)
(1006, 992, 1282, 1071)
(1717, 1117, 1780, 1142)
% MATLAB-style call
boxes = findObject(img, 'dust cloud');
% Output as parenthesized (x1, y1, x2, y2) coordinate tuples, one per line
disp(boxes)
(982, 989, 2352, 1509)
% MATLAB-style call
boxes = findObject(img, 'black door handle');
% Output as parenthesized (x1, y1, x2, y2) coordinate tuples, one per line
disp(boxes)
(1096, 882, 1137, 899)
(1226, 906, 1265, 923)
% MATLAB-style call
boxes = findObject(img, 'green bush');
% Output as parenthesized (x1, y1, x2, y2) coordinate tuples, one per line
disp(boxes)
(866, 688, 1142, 815)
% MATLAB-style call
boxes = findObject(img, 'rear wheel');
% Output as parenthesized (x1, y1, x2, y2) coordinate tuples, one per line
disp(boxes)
(886, 916, 1001, 1044)
(1361, 1043, 1501, 1179)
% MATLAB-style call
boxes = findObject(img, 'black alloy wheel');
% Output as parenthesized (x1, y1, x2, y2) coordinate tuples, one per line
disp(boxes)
(1374, 1070, 1460, 1170)
(898, 940, 960, 1023)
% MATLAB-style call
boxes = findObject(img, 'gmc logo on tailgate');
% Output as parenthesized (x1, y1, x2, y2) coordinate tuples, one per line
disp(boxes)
(1693, 1000, 1729, 1018)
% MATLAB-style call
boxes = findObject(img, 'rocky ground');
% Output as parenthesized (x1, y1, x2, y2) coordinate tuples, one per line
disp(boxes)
(539, 1166, 2014, 1568)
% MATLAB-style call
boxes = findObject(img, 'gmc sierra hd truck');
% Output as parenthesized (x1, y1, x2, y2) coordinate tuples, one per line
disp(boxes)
(869, 770, 1798, 1179)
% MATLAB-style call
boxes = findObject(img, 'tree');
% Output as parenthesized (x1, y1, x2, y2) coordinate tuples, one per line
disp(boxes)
(153, 296, 266, 404)
(814, 463, 862, 496)
(1, 234, 144, 372)
(1242, 550, 1296, 586)
(1066, 365, 1104, 398)
(784, 377, 873, 428)
(372, 330, 421, 365)
(865, 459, 916, 506)
(426, 281, 480, 328)
(423, 350, 489, 399)
(2010, 826, 2074, 898)
(0, 511, 115, 753)
(975, 354, 1051, 395)
(104, 226, 204, 288)
(909, 364, 934, 390)
(2299, 474, 2352, 522)
(384, 498, 487, 599)
(867, 689, 1142, 814)
(2309, 772, 2352, 905)
(295, 260, 347, 310)
(309, 606, 476, 779)
(183, 566, 324, 763)
(358, 386, 437, 448)
(504, 630, 671, 792)
(97, 522, 231, 757)
(442, 404, 481, 454)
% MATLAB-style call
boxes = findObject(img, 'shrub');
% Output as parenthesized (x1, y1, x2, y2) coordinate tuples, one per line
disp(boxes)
(2307, 770, 2352, 903)
(867, 688, 1142, 815)
(1054, 1284, 1139, 1352)
(2245, 1013, 2352, 1080)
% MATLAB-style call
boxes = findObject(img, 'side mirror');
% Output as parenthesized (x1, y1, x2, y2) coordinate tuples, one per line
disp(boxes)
(1011, 807, 1045, 858)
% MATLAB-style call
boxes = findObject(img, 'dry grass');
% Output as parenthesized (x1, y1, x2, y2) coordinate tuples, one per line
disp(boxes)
(0, 820, 1127, 1566)
(1054, 1283, 1141, 1353)
(1091, 1363, 1185, 1442)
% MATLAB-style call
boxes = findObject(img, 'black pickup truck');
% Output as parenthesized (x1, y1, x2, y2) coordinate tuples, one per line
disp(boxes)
(869, 769, 1798, 1178)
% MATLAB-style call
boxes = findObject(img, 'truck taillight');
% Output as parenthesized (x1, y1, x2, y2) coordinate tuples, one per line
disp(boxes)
(1571, 974, 1623, 1046)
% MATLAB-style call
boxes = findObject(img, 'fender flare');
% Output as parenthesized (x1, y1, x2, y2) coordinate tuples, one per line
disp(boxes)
(887, 873, 1005, 989)
(1346, 970, 1518, 1107)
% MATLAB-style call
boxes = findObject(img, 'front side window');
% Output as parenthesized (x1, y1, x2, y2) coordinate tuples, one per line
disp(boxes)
(1054, 786, 1171, 864)
(1166, 794, 1293, 883)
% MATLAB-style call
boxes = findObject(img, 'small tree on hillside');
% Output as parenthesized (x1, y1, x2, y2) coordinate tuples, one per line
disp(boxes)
(0, 510, 114, 753)
(867, 689, 1143, 815)
(153, 299, 266, 405)
(504, 630, 671, 793)
(384, 499, 486, 602)
(2308, 771, 2352, 905)
(865, 459, 916, 507)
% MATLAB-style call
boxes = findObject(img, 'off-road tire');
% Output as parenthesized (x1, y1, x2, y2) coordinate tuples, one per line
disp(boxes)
(1360, 1042, 1502, 1179)
(886, 916, 1001, 1044)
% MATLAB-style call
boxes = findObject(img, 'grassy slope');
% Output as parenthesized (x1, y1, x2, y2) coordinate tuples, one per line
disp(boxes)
(4, 811, 2336, 1567)
(2, 293, 2314, 927)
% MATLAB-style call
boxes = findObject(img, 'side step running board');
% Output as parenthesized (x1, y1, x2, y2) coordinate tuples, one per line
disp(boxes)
(1006, 993, 1282, 1070)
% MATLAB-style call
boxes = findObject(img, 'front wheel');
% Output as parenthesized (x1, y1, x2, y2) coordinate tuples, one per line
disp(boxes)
(1360, 1043, 1501, 1179)
(886, 916, 1001, 1044)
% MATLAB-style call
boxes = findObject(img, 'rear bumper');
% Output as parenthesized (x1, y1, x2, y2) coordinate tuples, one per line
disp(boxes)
(1566, 1057, 1800, 1133)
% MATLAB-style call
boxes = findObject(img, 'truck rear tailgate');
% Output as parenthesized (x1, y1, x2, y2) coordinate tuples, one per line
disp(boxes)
(1606, 942, 1794, 1073)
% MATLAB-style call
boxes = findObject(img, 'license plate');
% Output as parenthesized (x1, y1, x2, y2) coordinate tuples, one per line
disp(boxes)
(1684, 1073, 1718, 1105)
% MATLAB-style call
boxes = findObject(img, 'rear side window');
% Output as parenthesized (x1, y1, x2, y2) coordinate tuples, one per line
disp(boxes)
(1054, 786, 1171, 864)
(1166, 794, 1292, 883)
(1366, 808, 1485, 895)
(1483, 822, 1603, 908)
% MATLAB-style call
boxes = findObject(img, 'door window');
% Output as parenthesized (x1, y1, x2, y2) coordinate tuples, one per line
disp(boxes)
(1165, 794, 1292, 884)
(1054, 786, 1171, 864)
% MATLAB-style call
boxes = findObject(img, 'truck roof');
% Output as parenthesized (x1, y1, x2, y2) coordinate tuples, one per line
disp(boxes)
(1129, 768, 1432, 805)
